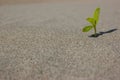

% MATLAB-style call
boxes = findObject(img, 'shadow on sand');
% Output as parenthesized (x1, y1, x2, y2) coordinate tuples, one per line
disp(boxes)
(89, 29, 117, 38)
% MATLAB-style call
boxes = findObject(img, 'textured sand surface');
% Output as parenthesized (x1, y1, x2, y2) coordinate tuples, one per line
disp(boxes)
(0, 0, 120, 80)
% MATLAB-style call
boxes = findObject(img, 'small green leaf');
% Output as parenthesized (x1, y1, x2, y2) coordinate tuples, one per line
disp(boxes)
(82, 25, 93, 32)
(93, 8, 100, 24)
(86, 18, 95, 26)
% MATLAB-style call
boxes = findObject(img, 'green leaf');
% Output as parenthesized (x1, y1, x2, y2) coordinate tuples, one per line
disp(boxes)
(86, 18, 95, 26)
(82, 25, 93, 32)
(93, 8, 100, 24)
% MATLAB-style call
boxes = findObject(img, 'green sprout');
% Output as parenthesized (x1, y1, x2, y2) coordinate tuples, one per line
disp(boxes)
(82, 8, 100, 37)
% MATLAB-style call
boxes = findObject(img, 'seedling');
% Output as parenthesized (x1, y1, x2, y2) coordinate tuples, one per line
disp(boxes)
(82, 8, 100, 37)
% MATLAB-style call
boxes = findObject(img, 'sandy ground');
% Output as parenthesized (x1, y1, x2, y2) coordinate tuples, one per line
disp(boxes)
(0, 0, 120, 80)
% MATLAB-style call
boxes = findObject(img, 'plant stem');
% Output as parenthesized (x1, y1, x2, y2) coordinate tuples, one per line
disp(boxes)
(94, 20, 97, 36)
(94, 25, 97, 36)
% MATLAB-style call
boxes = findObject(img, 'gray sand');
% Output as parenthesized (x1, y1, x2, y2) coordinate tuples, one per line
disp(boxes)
(0, 1, 120, 80)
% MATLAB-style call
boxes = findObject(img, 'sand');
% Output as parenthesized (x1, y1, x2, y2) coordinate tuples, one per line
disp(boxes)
(0, 0, 120, 80)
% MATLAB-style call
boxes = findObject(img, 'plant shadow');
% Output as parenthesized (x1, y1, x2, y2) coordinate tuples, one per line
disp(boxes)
(89, 29, 118, 38)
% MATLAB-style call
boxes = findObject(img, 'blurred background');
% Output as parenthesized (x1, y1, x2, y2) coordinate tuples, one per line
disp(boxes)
(0, 0, 94, 5)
